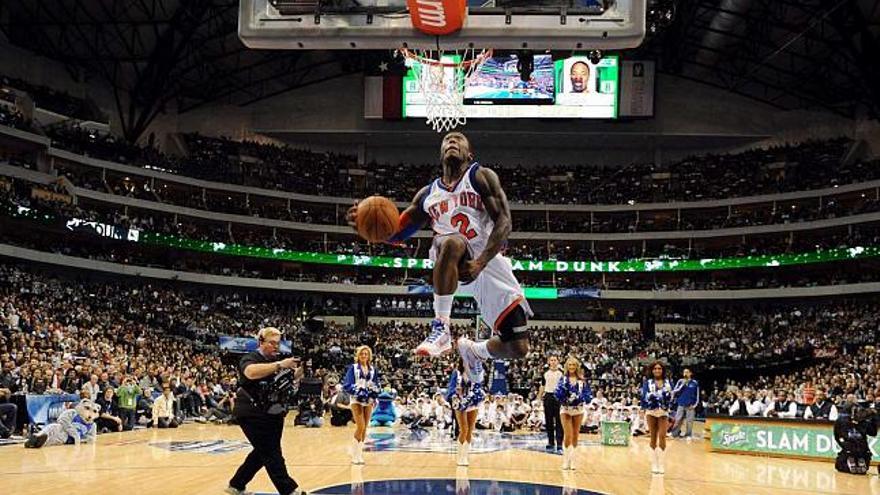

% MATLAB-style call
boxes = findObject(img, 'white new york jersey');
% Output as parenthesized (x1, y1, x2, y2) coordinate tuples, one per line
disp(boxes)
(423, 162, 533, 332)
(422, 162, 493, 258)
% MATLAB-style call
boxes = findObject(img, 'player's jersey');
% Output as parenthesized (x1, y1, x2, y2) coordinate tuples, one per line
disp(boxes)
(422, 162, 493, 257)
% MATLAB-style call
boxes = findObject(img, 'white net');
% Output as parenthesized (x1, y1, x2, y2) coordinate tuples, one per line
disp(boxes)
(401, 48, 492, 133)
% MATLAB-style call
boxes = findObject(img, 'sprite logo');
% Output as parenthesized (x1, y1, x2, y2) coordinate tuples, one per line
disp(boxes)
(719, 426, 747, 447)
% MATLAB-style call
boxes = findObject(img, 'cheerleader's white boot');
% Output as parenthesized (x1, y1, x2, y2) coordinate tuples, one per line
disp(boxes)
(650, 448, 660, 474)
(568, 446, 577, 471)
(656, 447, 665, 474)
(456, 442, 465, 466)
(459, 442, 470, 466)
(355, 441, 365, 465)
(349, 438, 359, 464)
(561, 446, 572, 470)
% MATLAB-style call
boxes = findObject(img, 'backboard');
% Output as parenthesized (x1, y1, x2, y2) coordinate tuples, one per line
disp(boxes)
(239, 0, 647, 51)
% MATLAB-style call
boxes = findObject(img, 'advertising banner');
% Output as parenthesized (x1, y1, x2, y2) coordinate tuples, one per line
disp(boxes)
(710, 420, 880, 461)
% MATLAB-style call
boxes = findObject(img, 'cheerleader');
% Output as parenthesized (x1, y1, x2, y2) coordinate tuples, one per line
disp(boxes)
(554, 357, 593, 470)
(640, 361, 673, 474)
(342, 345, 381, 465)
(446, 356, 485, 466)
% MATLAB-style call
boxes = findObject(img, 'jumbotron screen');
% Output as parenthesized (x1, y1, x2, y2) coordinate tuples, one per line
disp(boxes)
(403, 54, 619, 119)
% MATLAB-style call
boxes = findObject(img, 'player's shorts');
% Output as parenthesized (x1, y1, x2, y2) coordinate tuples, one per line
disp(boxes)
(430, 234, 533, 341)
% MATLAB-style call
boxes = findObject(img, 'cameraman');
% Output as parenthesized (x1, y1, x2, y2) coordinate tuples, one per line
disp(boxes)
(226, 327, 307, 495)
(833, 395, 877, 475)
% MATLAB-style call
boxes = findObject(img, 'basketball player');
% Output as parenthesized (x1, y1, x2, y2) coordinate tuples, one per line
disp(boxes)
(347, 132, 532, 382)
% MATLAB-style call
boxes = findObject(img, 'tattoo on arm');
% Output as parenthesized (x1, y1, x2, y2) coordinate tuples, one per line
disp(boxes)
(474, 167, 511, 264)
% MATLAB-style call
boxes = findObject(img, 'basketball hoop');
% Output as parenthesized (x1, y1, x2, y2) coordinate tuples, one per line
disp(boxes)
(399, 47, 493, 133)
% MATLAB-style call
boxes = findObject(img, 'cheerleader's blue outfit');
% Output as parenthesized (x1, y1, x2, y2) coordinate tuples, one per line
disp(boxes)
(554, 376, 593, 415)
(446, 369, 485, 413)
(343, 363, 381, 406)
(640, 378, 673, 418)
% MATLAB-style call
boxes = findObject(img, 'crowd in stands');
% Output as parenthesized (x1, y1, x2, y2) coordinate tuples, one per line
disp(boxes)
(4, 174, 880, 295)
(51, 159, 880, 236)
(5, 174, 880, 270)
(1, 74, 106, 122)
(16, 124, 878, 210)
(2, 260, 878, 441)
(705, 346, 880, 419)
(650, 302, 879, 368)
(0, 104, 32, 132)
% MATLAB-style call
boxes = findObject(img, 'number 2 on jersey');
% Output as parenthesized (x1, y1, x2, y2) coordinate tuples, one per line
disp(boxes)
(451, 213, 478, 240)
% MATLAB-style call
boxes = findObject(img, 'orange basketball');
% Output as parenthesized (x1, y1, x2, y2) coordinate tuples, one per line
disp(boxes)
(356, 196, 399, 244)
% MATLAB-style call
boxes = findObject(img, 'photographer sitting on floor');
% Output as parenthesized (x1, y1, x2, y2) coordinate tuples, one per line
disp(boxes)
(833, 395, 877, 475)
(327, 384, 353, 426)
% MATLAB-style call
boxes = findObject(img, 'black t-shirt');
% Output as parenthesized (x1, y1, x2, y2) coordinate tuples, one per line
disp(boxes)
(233, 350, 281, 418)
(97, 396, 118, 417)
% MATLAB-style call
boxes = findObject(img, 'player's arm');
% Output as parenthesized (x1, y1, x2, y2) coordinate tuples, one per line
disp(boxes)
(472, 167, 512, 268)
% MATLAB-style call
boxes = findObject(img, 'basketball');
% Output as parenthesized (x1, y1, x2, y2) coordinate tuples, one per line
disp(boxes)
(356, 196, 399, 243)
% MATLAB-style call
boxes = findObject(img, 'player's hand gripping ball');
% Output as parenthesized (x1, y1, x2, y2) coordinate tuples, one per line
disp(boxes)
(349, 196, 399, 244)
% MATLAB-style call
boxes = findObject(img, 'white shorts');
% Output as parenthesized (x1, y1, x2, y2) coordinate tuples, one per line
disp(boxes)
(561, 405, 585, 416)
(430, 234, 533, 334)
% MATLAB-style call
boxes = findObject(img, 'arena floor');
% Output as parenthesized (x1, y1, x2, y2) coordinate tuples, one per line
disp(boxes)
(1, 423, 876, 495)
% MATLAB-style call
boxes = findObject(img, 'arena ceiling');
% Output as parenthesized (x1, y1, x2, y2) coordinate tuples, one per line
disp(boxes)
(0, 0, 878, 142)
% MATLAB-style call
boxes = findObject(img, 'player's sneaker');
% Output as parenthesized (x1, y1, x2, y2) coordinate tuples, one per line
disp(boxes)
(457, 337, 485, 383)
(415, 318, 452, 356)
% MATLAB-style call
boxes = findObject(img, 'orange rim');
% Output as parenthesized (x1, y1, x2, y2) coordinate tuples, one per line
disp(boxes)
(399, 47, 493, 68)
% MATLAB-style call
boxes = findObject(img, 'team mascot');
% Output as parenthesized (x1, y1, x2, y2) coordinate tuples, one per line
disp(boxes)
(833, 404, 877, 475)
(25, 400, 100, 448)
(370, 387, 398, 427)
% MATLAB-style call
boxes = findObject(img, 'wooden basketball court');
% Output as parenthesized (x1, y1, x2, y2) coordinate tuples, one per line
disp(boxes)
(1, 422, 876, 495)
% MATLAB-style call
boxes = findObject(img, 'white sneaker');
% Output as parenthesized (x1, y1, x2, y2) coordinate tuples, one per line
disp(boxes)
(456, 337, 485, 383)
(415, 319, 452, 356)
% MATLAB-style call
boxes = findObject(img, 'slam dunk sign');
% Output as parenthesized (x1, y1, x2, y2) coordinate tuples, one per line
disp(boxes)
(710, 421, 880, 461)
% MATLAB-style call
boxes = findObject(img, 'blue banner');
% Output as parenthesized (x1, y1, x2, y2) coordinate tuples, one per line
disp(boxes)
(219, 336, 291, 354)
(26, 394, 80, 425)
(558, 287, 602, 299)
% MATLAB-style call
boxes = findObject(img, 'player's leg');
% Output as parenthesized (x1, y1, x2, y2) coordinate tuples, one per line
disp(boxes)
(457, 304, 528, 382)
(457, 256, 531, 378)
(416, 235, 469, 356)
